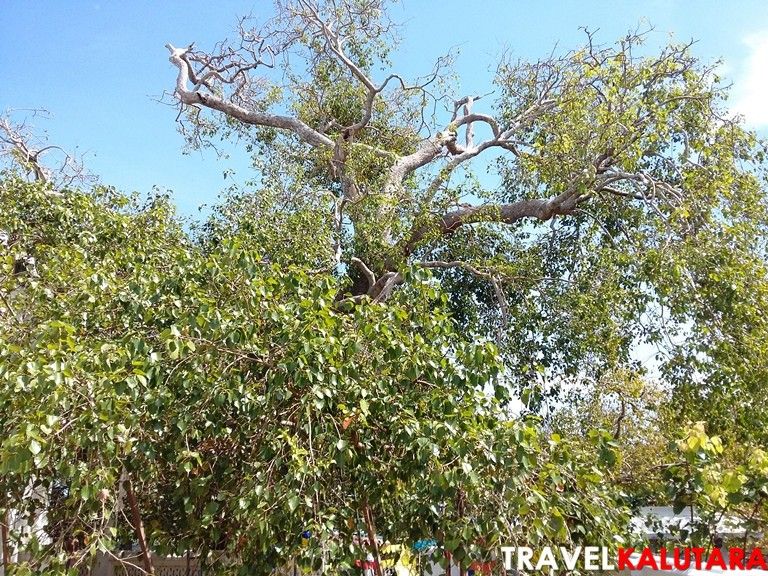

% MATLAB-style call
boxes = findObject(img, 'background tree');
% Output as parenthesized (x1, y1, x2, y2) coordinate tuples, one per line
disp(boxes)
(662, 423, 768, 549)
(553, 369, 671, 505)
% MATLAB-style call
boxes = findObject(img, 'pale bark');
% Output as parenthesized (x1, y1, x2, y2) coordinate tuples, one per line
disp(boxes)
(402, 191, 582, 256)
(164, 3, 696, 301)
(167, 44, 334, 150)
(0, 113, 93, 189)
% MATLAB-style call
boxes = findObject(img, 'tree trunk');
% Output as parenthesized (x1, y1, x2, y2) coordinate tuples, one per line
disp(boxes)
(1, 505, 10, 575)
(123, 474, 155, 575)
(362, 502, 384, 576)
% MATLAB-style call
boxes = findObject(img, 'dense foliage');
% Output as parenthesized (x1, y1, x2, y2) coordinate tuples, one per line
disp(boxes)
(1, 178, 632, 574)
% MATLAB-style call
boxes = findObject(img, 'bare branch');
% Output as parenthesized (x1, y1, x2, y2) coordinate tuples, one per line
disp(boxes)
(351, 256, 376, 289)
(371, 271, 402, 302)
(1, 116, 49, 183)
(384, 132, 454, 194)
(455, 112, 500, 139)
(166, 44, 334, 149)
(464, 97, 474, 149)
(492, 276, 510, 332)
(417, 259, 494, 280)
(416, 99, 556, 202)
(0, 111, 93, 190)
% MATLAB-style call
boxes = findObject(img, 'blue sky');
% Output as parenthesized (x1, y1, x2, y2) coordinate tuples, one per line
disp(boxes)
(2, 1, 768, 218)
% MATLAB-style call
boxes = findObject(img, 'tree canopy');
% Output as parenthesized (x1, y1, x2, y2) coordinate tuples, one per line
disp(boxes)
(1, 0, 768, 574)
(166, 0, 768, 429)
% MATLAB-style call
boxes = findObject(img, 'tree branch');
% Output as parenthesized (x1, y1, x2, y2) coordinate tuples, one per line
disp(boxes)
(417, 260, 509, 331)
(123, 472, 155, 575)
(351, 257, 376, 289)
(1, 505, 11, 575)
(384, 132, 454, 195)
(0, 116, 48, 183)
(413, 100, 553, 203)
(416, 259, 494, 280)
(370, 271, 402, 302)
(166, 44, 334, 150)
(402, 190, 580, 255)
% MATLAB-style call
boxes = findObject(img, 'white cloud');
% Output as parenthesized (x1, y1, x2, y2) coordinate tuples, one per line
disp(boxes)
(732, 31, 768, 129)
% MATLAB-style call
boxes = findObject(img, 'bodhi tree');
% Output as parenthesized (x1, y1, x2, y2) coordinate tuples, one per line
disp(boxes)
(165, 0, 768, 424)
